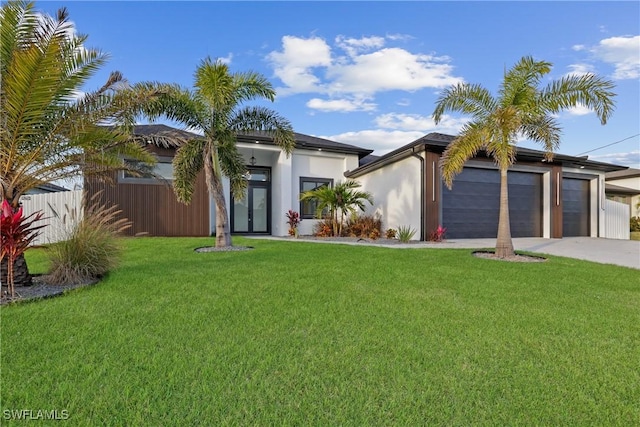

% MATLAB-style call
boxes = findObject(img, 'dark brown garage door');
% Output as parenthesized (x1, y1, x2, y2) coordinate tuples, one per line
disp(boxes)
(562, 178, 590, 236)
(442, 168, 543, 239)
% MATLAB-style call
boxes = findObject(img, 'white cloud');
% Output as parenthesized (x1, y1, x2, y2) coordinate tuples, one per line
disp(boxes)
(267, 35, 463, 101)
(566, 104, 593, 116)
(266, 36, 332, 94)
(327, 48, 462, 95)
(320, 130, 426, 155)
(218, 53, 233, 65)
(386, 33, 414, 42)
(375, 112, 468, 134)
(306, 97, 376, 112)
(572, 45, 586, 52)
(335, 35, 385, 57)
(591, 35, 640, 79)
(317, 113, 467, 155)
(396, 98, 411, 107)
(590, 150, 640, 168)
(565, 63, 595, 77)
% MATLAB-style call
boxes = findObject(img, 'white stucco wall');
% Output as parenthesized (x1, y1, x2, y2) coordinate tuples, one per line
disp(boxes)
(291, 150, 360, 236)
(210, 145, 361, 237)
(355, 154, 423, 237)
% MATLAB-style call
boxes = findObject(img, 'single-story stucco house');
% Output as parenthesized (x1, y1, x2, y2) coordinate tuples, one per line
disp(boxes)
(346, 132, 627, 240)
(86, 125, 628, 240)
(85, 124, 372, 237)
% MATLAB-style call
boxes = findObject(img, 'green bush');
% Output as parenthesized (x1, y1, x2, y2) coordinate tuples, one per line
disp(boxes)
(47, 193, 130, 285)
(630, 216, 640, 232)
(397, 225, 416, 243)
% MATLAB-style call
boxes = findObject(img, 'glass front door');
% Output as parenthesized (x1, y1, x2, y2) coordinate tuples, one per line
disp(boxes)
(231, 168, 270, 234)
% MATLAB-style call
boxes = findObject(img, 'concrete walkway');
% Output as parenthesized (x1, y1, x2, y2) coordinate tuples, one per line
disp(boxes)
(249, 236, 640, 270)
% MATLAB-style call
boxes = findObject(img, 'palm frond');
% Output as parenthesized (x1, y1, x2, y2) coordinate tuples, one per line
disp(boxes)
(440, 122, 488, 188)
(216, 132, 248, 198)
(233, 70, 276, 103)
(520, 115, 561, 160)
(229, 106, 296, 155)
(172, 138, 206, 204)
(539, 73, 616, 124)
(432, 83, 496, 123)
(498, 56, 551, 108)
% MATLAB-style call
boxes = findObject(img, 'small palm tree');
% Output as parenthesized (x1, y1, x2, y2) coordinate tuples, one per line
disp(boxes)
(0, 1, 160, 284)
(142, 58, 295, 247)
(301, 180, 373, 236)
(433, 56, 615, 258)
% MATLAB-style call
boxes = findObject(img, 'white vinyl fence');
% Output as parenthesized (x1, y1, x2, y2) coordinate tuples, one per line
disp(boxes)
(604, 199, 630, 240)
(19, 190, 84, 246)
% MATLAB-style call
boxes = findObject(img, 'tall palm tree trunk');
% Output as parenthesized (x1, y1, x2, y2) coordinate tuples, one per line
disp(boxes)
(496, 167, 515, 258)
(203, 144, 232, 248)
(211, 178, 232, 247)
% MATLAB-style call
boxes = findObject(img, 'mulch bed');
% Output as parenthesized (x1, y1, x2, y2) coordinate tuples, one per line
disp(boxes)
(1, 275, 99, 306)
(473, 250, 547, 263)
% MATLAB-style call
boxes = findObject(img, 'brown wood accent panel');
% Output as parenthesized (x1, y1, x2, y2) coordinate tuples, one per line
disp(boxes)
(551, 165, 563, 238)
(425, 151, 441, 237)
(85, 170, 210, 237)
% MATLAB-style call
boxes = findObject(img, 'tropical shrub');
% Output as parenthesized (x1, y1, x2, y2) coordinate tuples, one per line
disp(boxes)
(300, 180, 373, 236)
(397, 225, 417, 243)
(285, 210, 300, 237)
(0, 200, 45, 296)
(47, 194, 131, 285)
(428, 225, 447, 242)
(313, 218, 334, 238)
(385, 228, 397, 239)
(630, 216, 640, 232)
(346, 215, 382, 238)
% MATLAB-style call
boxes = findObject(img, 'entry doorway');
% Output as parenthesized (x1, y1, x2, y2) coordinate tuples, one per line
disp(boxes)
(231, 167, 271, 234)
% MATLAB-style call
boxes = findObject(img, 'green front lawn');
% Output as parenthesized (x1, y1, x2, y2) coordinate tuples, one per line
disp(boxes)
(3, 237, 639, 425)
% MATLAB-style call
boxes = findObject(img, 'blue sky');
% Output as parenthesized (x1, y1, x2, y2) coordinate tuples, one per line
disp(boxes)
(41, 1, 640, 167)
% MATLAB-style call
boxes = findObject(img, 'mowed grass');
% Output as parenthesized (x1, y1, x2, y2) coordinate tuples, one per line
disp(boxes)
(2, 237, 639, 425)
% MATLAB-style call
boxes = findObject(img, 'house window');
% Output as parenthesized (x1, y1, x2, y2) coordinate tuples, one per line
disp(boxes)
(300, 177, 333, 219)
(120, 157, 174, 183)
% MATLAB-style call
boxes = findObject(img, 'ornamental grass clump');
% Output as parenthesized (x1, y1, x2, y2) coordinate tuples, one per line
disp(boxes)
(397, 225, 416, 243)
(47, 193, 131, 285)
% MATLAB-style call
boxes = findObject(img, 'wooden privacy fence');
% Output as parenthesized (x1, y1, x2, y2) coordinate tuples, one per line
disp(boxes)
(19, 190, 84, 246)
(604, 199, 630, 240)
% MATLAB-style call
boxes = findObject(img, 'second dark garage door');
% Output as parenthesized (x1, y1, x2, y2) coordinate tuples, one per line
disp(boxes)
(442, 168, 543, 239)
(562, 177, 590, 237)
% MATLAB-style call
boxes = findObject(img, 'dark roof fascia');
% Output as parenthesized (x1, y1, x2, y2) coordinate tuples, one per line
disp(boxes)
(346, 139, 428, 178)
(125, 125, 372, 158)
(36, 182, 69, 192)
(605, 183, 640, 195)
(346, 132, 627, 177)
(236, 132, 373, 159)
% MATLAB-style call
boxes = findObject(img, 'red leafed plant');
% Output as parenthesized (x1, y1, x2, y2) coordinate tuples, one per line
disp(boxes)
(428, 225, 447, 242)
(1, 200, 46, 297)
(285, 209, 300, 237)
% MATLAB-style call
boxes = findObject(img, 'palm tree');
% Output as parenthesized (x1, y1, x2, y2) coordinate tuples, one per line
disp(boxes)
(301, 180, 373, 236)
(432, 56, 615, 258)
(1, 1, 161, 284)
(141, 58, 295, 247)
